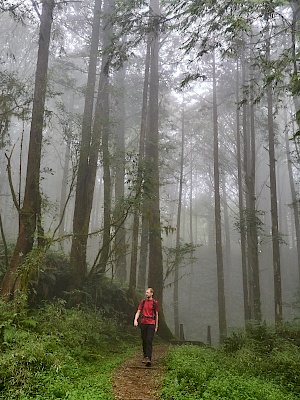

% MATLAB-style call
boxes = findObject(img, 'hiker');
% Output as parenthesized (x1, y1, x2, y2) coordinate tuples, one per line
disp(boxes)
(134, 287, 159, 367)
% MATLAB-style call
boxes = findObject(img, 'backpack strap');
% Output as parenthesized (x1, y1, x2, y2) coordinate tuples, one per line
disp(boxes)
(153, 299, 157, 315)
(140, 299, 146, 316)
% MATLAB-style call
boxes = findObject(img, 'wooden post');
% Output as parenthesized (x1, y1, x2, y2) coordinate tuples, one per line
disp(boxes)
(179, 324, 185, 341)
(207, 325, 211, 346)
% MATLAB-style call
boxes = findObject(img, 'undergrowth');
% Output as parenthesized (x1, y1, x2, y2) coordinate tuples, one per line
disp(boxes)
(161, 322, 300, 400)
(0, 299, 139, 399)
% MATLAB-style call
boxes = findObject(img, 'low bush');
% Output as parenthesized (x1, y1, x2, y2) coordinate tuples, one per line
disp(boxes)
(161, 322, 300, 400)
(0, 300, 138, 399)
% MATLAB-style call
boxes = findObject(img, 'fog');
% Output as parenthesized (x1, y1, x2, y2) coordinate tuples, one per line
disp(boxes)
(1, 0, 300, 343)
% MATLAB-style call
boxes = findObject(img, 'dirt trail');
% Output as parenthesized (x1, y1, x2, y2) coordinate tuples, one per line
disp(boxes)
(112, 343, 170, 400)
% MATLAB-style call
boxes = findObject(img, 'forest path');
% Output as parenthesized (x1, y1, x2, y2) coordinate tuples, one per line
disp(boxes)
(112, 343, 170, 400)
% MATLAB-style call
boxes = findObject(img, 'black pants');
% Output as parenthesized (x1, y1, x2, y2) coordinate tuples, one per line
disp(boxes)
(140, 323, 155, 360)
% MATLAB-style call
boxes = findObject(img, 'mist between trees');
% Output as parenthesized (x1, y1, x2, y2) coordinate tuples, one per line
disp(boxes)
(1, 0, 300, 344)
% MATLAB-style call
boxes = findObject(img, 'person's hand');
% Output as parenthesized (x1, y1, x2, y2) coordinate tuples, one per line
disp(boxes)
(134, 320, 138, 327)
(155, 326, 158, 333)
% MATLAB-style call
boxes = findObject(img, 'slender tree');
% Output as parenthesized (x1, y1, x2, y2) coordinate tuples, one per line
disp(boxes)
(173, 99, 185, 338)
(58, 124, 72, 243)
(248, 36, 261, 323)
(236, 59, 250, 323)
(69, 0, 102, 291)
(145, 0, 172, 339)
(114, 65, 127, 281)
(95, 0, 115, 276)
(146, 0, 162, 296)
(266, 26, 282, 324)
(129, 38, 151, 292)
(285, 111, 300, 284)
(212, 50, 227, 342)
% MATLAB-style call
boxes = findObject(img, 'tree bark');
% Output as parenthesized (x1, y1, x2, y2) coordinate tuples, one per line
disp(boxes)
(58, 125, 72, 244)
(69, 0, 102, 291)
(266, 29, 282, 324)
(114, 66, 127, 281)
(146, 0, 162, 297)
(212, 50, 227, 342)
(145, 0, 172, 340)
(93, 0, 114, 276)
(236, 58, 250, 323)
(173, 100, 185, 338)
(130, 37, 151, 292)
(248, 40, 261, 322)
(221, 172, 231, 269)
(1, 0, 55, 300)
(284, 111, 300, 285)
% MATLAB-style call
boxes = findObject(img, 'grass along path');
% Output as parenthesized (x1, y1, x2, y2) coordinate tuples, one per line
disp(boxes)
(0, 346, 139, 400)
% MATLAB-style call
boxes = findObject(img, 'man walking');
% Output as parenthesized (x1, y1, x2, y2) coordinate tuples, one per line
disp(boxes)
(134, 288, 159, 367)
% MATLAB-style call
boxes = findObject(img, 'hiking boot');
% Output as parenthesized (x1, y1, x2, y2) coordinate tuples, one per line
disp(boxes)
(145, 357, 151, 367)
(142, 357, 147, 364)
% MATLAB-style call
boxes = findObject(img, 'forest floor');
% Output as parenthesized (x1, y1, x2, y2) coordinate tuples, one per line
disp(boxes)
(112, 343, 170, 400)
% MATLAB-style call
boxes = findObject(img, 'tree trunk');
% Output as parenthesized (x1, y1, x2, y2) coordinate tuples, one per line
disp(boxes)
(146, 0, 162, 296)
(266, 30, 282, 324)
(0, 0, 55, 300)
(212, 50, 227, 342)
(114, 66, 127, 281)
(145, 0, 172, 340)
(189, 161, 193, 243)
(221, 173, 231, 269)
(285, 111, 300, 284)
(93, 0, 114, 276)
(137, 214, 149, 289)
(69, 0, 102, 291)
(129, 37, 151, 292)
(58, 125, 72, 244)
(248, 41, 261, 322)
(173, 100, 185, 338)
(236, 59, 250, 323)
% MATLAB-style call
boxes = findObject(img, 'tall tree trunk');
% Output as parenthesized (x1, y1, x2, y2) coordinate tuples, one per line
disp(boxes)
(58, 125, 72, 244)
(1, 0, 55, 300)
(221, 173, 231, 269)
(236, 59, 250, 322)
(69, 0, 102, 291)
(130, 38, 151, 292)
(138, 214, 149, 289)
(145, 0, 172, 340)
(146, 0, 162, 295)
(242, 49, 255, 321)
(114, 66, 127, 281)
(212, 51, 227, 342)
(173, 100, 185, 338)
(248, 42, 261, 322)
(285, 112, 300, 284)
(93, 0, 114, 276)
(189, 160, 193, 243)
(266, 29, 282, 324)
(187, 156, 194, 337)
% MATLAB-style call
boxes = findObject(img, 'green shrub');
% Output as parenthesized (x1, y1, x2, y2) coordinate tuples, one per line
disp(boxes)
(202, 373, 296, 400)
(223, 322, 300, 393)
(0, 300, 137, 399)
(161, 346, 221, 399)
(161, 341, 300, 400)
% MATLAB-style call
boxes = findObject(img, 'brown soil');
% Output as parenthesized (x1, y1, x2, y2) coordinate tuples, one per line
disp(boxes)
(112, 343, 170, 400)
